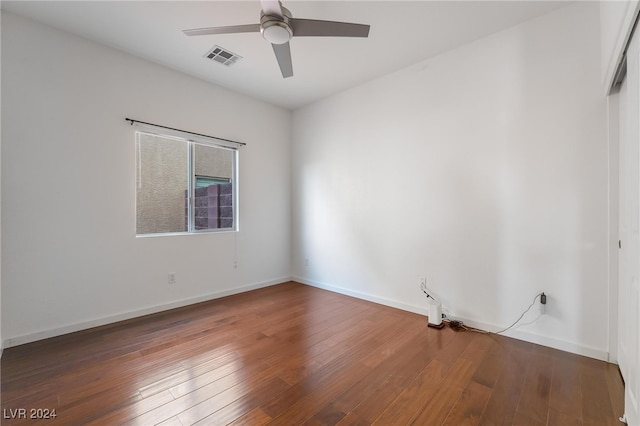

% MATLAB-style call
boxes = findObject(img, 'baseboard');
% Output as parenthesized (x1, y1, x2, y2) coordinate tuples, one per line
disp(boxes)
(294, 276, 609, 361)
(2, 277, 290, 349)
(294, 276, 430, 317)
(449, 316, 609, 361)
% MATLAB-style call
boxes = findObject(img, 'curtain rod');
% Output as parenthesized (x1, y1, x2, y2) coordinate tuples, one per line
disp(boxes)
(125, 118, 246, 147)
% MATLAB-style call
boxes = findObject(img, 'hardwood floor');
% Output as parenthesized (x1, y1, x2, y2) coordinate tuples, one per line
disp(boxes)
(1, 282, 624, 425)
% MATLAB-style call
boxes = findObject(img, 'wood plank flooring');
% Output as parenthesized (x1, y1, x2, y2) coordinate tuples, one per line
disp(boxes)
(1, 281, 625, 425)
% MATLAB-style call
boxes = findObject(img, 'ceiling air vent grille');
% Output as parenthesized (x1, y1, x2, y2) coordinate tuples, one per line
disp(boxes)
(204, 45, 242, 67)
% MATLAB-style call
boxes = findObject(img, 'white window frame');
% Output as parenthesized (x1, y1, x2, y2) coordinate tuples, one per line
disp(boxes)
(135, 125, 239, 237)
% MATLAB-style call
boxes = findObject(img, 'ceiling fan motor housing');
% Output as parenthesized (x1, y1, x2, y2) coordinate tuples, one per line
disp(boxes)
(260, 7, 293, 44)
(183, 2, 370, 79)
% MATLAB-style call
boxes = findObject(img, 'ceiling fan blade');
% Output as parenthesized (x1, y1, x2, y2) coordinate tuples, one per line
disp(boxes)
(260, 0, 283, 17)
(290, 18, 370, 38)
(183, 24, 261, 36)
(272, 42, 293, 78)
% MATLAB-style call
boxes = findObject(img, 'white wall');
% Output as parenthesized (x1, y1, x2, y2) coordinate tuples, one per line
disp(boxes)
(1, 11, 292, 347)
(292, 2, 609, 359)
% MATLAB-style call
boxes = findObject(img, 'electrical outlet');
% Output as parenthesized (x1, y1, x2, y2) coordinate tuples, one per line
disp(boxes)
(540, 292, 547, 314)
(168, 273, 176, 285)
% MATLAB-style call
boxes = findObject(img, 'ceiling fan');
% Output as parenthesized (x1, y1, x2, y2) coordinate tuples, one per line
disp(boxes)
(183, 0, 371, 78)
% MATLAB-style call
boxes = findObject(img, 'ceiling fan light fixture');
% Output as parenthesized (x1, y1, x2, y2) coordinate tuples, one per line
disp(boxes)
(261, 21, 292, 44)
(184, 2, 370, 79)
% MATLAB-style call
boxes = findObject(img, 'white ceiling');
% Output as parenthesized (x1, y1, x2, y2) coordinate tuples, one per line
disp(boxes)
(2, 1, 570, 110)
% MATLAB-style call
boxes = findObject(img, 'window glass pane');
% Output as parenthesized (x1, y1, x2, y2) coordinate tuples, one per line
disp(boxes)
(193, 144, 235, 231)
(136, 133, 188, 234)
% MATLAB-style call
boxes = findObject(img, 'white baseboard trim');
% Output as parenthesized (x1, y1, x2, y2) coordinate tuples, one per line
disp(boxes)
(294, 276, 609, 361)
(2, 277, 290, 349)
(450, 316, 609, 361)
(294, 276, 430, 317)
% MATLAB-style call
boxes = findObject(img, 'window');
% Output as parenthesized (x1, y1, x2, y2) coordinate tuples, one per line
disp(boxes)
(135, 129, 238, 236)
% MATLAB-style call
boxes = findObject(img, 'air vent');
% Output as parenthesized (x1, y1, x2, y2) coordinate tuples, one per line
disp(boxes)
(204, 45, 242, 67)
